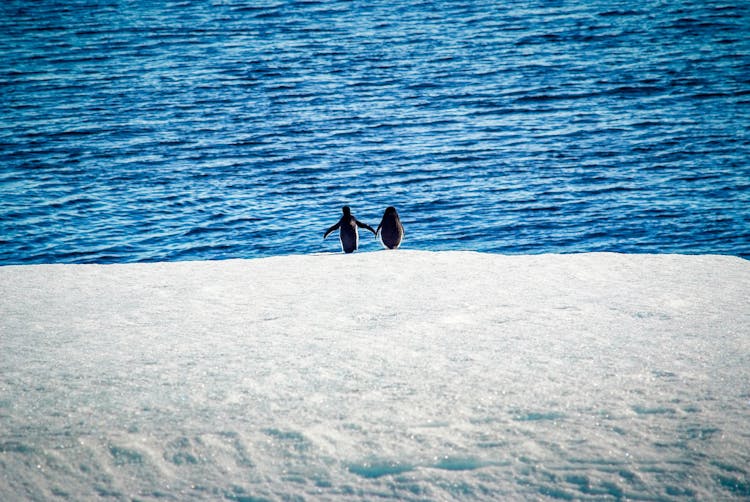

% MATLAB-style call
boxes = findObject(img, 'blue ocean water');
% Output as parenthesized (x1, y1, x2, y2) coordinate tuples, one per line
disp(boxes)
(1, 0, 748, 264)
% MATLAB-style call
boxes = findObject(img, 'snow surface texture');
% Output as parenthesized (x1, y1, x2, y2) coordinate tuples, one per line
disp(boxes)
(1, 251, 749, 501)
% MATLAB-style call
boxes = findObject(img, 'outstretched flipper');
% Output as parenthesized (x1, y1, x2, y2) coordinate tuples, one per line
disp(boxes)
(356, 219, 377, 236)
(324, 222, 340, 239)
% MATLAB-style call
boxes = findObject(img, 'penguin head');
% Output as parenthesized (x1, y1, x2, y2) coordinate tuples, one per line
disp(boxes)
(342, 206, 351, 216)
(384, 206, 397, 216)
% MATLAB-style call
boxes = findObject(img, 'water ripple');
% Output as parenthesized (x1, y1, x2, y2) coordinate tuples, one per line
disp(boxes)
(1, 0, 748, 264)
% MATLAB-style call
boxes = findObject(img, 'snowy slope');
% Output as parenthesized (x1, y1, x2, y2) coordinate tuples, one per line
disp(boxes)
(1, 251, 749, 500)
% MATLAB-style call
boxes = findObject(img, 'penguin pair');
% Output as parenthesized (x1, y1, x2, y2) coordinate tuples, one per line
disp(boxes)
(324, 206, 404, 253)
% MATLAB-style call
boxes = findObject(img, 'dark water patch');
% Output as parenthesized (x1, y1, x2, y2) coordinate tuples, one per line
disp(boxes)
(184, 226, 228, 237)
(598, 10, 644, 17)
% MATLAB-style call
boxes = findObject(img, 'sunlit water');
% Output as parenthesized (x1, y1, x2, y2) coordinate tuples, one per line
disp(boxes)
(1, 0, 749, 264)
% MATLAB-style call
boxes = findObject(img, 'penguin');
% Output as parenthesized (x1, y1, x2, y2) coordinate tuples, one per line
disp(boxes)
(376, 206, 404, 249)
(323, 206, 376, 253)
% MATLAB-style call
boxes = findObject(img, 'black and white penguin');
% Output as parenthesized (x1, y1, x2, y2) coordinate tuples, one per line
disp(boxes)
(323, 206, 376, 253)
(376, 206, 404, 249)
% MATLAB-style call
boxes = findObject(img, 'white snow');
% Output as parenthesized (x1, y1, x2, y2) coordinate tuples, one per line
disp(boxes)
(1, 251, 749, 500)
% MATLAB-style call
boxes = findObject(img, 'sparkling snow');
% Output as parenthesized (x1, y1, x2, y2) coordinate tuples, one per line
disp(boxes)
(1, 251, 749, 500)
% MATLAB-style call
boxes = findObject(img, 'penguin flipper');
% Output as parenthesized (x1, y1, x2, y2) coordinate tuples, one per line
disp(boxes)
(323, 222, 340, 239)
(356, 220, 377, 236)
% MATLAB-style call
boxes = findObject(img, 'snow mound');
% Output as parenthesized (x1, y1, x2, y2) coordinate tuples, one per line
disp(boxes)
(1, 251, 749, 500)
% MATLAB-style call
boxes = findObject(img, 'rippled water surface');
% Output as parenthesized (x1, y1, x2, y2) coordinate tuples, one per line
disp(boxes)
(1, 0, 749, 263)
